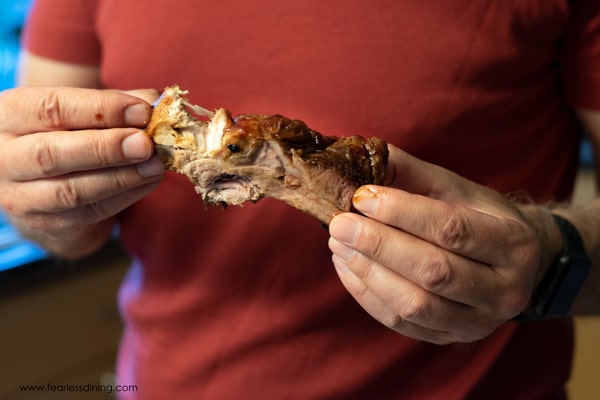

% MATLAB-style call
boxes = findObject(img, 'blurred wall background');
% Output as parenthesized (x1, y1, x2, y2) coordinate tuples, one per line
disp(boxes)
(0, 0, 32, 90)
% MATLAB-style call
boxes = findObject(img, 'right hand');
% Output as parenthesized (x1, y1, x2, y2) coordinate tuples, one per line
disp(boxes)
(0, 86, 165, 259)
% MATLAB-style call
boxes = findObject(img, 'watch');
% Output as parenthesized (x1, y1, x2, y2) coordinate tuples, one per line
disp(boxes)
(517, 214, 591, 320)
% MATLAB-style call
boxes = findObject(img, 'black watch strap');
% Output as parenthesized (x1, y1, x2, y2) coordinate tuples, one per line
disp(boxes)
(517, 214, 591, 320)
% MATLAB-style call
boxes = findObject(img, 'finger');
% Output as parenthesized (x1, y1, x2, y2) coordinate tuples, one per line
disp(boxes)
(329, 238, 503, 335)
(350, 185, 536, 269)
(383, 145, 457, 199)
(332, 255, 490, 344)
(10, 157, 165, 213)
(329, 214, 508, 311)
(21, 180, 162, 234)
(4, 128, 154, 180)
(0, 87, 152, 134)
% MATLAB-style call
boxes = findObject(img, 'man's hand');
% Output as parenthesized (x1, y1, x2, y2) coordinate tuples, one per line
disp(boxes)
(0, 86, 165, 259)
(328, 145, 562, 344)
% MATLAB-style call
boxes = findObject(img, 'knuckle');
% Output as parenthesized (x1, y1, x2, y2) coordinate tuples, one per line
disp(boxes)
(113, 167, 136, 191)
(38, 91, 64, 130)
(350, 280, 372, 303)
(349, 253, 376, 282)
(436, 212, 468, 251)
(396, 293, 430, 324)
(382, 310, 405, 330)
(356, 224, 388, 262)
(54, 179, 84, 209)
(88, 134, 112, 165)
(32, 139, 58, 176)
(419, 251, 454, 292)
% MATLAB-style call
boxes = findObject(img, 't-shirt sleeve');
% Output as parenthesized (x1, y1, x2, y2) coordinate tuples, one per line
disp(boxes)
(561, 0, 600, 110)
(22, 0, 100, 65)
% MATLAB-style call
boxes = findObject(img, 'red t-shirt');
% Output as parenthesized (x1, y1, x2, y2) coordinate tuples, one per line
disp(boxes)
(24, 1, 600, 399)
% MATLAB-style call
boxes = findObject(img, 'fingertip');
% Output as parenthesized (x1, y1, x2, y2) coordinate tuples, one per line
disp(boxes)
(136, 156, 166, 178)
(328, 212, 344, 236)
(121, 131, 153, 161)
(352, 186, 380, 215)
(124, 102, 152, 127)
(329, 212, 359, 244)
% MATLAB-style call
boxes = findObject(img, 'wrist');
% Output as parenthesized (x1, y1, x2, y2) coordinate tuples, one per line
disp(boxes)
(517, 205, 564, 288)
(516, 207, 591, 319)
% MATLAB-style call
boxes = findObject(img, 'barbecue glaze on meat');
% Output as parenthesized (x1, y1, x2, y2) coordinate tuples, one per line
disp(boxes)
(145, 86, 388, 224)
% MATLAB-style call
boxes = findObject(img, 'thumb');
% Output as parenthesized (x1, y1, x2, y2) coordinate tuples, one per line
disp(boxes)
(120, 88, 160, 105)
(384, 144, 464, 201)
(382, 144, 518, 217)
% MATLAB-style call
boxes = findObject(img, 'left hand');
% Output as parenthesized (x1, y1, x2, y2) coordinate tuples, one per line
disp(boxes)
(328, 145, 556, 344)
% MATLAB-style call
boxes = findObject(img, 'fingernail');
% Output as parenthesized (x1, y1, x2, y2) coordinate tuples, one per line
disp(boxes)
(122, 131, 152, 160)
(353, 186, 379, 214)
(136, 156, 165, 178)
(124, 103, 150, 126)
(329, 214, 359, 244)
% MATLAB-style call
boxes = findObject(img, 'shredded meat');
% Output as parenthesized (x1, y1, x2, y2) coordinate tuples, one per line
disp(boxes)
(145, 86, 388, 224)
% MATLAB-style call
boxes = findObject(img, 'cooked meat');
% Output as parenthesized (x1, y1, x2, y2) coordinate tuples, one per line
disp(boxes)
(145, 86, 388, 224)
